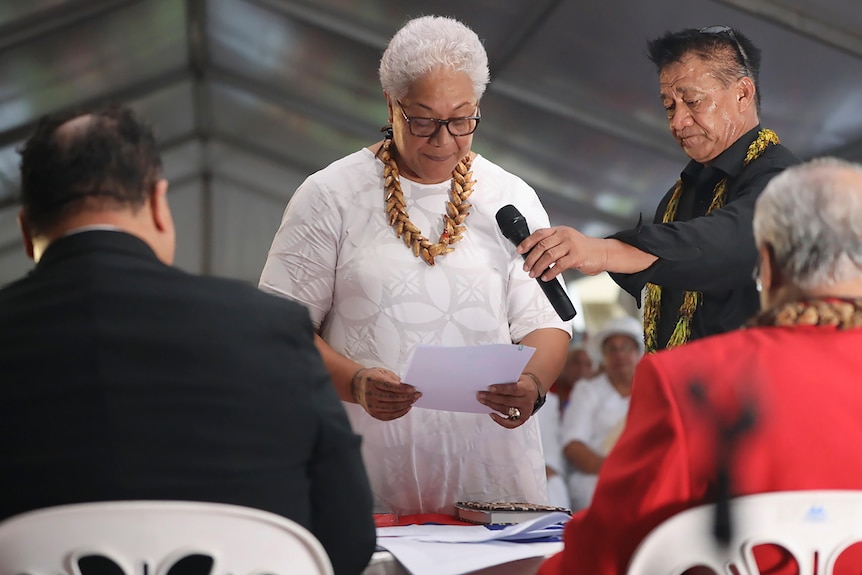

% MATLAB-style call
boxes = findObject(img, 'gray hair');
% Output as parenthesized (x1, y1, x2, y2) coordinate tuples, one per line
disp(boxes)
(753, 157, 862, 290)
(379, 16, 490, 101)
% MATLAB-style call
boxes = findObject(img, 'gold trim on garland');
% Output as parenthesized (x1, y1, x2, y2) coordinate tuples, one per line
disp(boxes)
(643, 128, 780, 352)
(380, 138, 475, 266)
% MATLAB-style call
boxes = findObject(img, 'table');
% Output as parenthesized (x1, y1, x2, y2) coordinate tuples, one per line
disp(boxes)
(362, 543, 563, 575)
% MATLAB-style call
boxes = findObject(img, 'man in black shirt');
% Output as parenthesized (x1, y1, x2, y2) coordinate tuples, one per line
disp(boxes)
(517, 27, 798, 351)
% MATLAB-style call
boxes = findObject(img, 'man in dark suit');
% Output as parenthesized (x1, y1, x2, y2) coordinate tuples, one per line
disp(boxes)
(0, 105, 376, 575)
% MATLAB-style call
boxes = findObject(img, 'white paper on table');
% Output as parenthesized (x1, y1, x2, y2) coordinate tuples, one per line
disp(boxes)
(376, 512, 569, 543)
(402, 344, 536, 414)
(376, 539, 562, 575)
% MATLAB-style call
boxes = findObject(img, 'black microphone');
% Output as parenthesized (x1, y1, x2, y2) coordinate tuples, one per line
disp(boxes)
(495, 204, 577, 321)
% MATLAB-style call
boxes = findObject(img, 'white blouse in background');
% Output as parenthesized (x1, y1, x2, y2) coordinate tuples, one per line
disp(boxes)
(561, 373, 630, 511)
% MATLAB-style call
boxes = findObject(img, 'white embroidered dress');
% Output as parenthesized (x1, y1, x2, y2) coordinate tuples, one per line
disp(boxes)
(260, 148, 571, 515)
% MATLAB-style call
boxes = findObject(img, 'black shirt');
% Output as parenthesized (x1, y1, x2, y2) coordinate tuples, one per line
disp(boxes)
(609, 125, 800, 350)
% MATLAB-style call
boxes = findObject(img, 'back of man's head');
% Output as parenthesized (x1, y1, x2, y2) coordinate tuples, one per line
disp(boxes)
(17, 105, 174, 263)
(754, 157, 862, 292)
(19, 105, 162, 233)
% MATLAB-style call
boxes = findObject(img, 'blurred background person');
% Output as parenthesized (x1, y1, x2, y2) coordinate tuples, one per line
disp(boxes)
(259, 15, 571, 516)
(539, 157, 862, 575)
(517, 26, 798, 352)
(0, 105, 375, 575)
(549, 346, 594, 415)
(561, 316, 644, 511)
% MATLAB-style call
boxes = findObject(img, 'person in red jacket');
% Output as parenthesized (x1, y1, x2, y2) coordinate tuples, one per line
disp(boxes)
(538, 156, 862, 575)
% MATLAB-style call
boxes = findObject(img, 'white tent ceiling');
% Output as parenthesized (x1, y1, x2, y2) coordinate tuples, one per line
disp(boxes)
(2, 0, 862, 287)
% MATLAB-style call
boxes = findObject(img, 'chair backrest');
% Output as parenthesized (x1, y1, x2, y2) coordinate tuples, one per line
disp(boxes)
(627, 490, 862, 575)
(0, 500, 334, 575)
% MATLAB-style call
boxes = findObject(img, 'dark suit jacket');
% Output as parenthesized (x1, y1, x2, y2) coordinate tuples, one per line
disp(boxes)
(0, 230, 375, 575)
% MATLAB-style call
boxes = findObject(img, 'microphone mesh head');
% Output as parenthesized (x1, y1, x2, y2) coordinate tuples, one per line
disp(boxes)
(495, 204, 521, 228)
(495, 204, 529, 243)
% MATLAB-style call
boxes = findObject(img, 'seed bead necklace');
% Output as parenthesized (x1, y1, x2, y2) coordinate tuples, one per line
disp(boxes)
(380, 137, 475, 266)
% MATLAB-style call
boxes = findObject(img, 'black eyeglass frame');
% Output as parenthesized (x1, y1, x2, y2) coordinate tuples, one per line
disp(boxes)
(699, 25, 753, 78)
(396, 100, 481, 138)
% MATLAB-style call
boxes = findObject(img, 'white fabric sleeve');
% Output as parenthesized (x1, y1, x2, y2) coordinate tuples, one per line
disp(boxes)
(497, 174, 572, 343)
(258, 175, 341, 329)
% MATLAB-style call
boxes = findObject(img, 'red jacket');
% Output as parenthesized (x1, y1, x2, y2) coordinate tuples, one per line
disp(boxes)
(538, 324, 862, 575)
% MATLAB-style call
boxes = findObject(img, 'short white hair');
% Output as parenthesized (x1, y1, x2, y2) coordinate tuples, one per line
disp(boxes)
(753, 157, 862, 290)
(378, 15, 490, 101)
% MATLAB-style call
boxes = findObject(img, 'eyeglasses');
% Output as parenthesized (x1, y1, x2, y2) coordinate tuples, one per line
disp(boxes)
(396, 100, 481, 138)
(699, 25, 752, 77)
(602, 342, 640, 355)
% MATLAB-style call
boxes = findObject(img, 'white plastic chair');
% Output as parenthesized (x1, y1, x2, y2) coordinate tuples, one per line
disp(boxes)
(627, 490, 862, 575)
(0, 500, 334, 575)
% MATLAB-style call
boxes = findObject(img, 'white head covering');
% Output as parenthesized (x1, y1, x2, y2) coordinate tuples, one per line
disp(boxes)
(593, 315, 645, 356)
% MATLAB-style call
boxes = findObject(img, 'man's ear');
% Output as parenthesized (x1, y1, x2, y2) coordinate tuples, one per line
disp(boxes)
(148, 178, 176, 265)
(149, 179, 172, 232)
(737, 77, 756, 112)
(17, 209, 35, 261)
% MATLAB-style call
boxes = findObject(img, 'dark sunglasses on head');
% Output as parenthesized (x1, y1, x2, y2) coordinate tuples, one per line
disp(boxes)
(699, 24, 752, 76)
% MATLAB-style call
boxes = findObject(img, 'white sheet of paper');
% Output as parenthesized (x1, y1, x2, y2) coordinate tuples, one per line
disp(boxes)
(402, 344, 536, 414)
(376, 512, 569, 543)
(375, 539, 562, 575)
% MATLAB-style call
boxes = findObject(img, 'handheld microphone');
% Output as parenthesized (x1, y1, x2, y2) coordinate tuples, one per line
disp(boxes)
(495, 204, 577, 321)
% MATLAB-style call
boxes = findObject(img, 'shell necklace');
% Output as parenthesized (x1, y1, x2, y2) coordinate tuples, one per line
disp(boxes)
(380, 137, 475, 266)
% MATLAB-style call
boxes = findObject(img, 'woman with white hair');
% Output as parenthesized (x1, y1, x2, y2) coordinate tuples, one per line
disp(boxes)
(260, 16, 571, 516)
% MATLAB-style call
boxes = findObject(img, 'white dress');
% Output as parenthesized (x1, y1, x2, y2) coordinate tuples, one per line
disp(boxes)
(260, 148, 571, 515)
(561, 373, 630, 510)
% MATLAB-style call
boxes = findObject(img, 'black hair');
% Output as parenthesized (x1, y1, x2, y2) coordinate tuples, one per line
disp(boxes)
(18, 104, 162, 234)
(646, 27, 762, 110)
